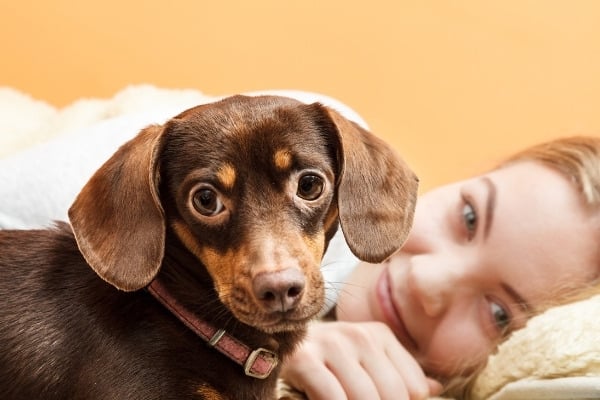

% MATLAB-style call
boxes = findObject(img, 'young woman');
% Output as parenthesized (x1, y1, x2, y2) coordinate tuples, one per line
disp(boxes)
(280, 136, 600, 400)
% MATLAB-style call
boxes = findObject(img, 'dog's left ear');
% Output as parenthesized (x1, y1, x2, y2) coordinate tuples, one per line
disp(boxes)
(320, 105, 419, 263)
(68, 125, 165, 291)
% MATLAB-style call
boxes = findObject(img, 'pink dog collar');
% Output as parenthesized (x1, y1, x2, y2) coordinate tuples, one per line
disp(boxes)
(147, 278, 279, 379)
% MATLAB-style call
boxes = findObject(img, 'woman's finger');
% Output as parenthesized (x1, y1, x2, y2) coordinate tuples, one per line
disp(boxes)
(382, 338, 432, 399)
(349, 322, 431, 399)
(324, 350, 383, 400)
(284, 361, 348, 400)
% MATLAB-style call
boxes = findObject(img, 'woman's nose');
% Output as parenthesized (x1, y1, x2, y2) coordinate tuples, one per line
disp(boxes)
(408, 256, 469, 318)
(402, 197, 477, 317)
(401, 206, 450, 256)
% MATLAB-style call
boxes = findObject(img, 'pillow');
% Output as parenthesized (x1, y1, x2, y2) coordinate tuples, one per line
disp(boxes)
(0, 85, 212, 158)
(469, 294, 600, 399)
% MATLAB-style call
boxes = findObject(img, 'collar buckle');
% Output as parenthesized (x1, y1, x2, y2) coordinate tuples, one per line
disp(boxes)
(244, 347, 279, 379)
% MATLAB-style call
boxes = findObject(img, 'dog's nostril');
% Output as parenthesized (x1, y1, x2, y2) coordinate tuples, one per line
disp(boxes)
(253, 269, 306, 313)
(261, 291, 277, 302)
(287, 285, 302, 298)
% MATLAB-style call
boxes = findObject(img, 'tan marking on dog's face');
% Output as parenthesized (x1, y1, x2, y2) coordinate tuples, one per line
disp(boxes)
(274, 149, 292, 171)
(300, 232, 326, 266)
(172, 221, 211, 264)
(172, 221, 328, 332)
(198, 245, 236, 293)
(216, 163, 236, 190)
(172, 220, 236, 295)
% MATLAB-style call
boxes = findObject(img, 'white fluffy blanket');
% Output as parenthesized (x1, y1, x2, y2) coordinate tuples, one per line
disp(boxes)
(472, 294, 600, 399)
(1, 85, 599, 399)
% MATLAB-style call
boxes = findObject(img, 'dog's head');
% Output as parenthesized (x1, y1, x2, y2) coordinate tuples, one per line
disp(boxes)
(69, 95, 418, 332)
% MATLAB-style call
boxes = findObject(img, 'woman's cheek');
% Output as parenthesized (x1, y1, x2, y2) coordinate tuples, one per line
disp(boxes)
(422, 313, 491, 377)
(336, 262, 383, 322)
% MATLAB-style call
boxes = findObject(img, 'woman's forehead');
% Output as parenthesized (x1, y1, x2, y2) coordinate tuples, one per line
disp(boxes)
(482, 161, 598, 300)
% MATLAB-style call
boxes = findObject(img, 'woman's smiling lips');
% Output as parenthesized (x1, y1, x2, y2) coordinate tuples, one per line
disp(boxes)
(375, 265, 418, 351)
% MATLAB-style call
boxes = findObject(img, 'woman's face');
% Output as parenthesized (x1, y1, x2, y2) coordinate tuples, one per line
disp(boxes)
(336, 161, 599, 377)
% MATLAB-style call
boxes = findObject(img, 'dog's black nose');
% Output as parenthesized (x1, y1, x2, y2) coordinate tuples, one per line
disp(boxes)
(253, 269, 305, 313)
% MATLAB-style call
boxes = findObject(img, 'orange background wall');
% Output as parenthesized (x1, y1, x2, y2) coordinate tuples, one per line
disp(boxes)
(2, 1, 600, 191)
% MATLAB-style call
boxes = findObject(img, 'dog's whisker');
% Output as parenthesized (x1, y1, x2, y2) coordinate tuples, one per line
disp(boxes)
(324, 282, 371, 320)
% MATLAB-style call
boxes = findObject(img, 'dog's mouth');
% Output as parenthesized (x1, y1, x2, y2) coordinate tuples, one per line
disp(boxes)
(234, 309, 320, 333)
(223, 288, 324, 333)
(215, 267, 325, 333)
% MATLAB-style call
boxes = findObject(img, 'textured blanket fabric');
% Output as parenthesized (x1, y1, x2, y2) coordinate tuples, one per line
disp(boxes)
(1, 85, 599, 400)
(0, 85, 215, 228)
(470, 294, 600, 399)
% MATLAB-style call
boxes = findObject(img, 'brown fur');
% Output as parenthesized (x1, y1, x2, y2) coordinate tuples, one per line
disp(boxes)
(0, 95, 418, 399)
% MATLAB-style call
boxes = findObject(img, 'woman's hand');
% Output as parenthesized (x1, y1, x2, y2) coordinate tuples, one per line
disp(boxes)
(280, 321, 442, 400)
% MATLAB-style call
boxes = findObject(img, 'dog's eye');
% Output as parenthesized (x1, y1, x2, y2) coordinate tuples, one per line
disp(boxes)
(193, 188, 224, 216)
(297, 174, 324, 201)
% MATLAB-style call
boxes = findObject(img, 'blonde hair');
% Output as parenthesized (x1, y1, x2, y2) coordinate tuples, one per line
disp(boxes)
(443, 136, 600, 399)
(501, 135, 600, 206)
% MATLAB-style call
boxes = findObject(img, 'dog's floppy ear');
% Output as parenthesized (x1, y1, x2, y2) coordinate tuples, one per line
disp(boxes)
(322, 106, 419, 263)
(68, 125, 165, 291)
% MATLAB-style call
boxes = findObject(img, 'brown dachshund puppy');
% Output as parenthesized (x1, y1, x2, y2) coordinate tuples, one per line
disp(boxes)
(0, 95, 418, 399)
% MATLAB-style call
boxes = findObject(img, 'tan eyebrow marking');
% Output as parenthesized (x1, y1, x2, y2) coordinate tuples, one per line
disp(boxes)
(274, 149, 293, 171)
(217, 163, 236, 189)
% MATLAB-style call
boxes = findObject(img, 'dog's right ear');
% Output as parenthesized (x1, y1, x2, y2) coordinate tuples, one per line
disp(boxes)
(317, 105, 419, 264)
(68, 125, 165, 292)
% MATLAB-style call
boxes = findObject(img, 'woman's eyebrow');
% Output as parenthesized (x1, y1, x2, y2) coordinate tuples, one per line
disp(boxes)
(501, 282, 532, 314)
(480, 176, 497, 240)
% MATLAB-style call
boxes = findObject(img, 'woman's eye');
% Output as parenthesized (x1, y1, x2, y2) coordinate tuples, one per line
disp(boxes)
(297, 174, 324, 201)
(490, 301, 512, 334)
(193, 188, 224, 216)
(462, 200, 478, 240)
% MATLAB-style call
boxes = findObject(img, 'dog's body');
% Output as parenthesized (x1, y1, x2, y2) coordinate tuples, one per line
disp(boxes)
(1, 223, 297, 399)
(0, 95, 418, 399)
